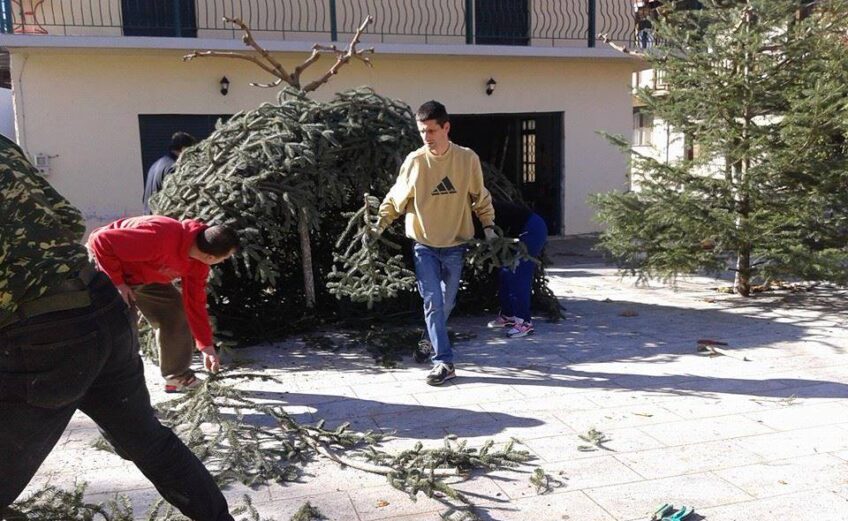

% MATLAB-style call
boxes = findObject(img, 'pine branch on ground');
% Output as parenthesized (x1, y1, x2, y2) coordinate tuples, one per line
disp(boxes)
(289, 502, 325, 521)
(5, 484, 277, 521)
(3, 483, 134, 521)
(154, 371, 302, 487)
(530, 467, 566, 494)
(134, 369, 533, 518)
(144, 494, 276, 521)
(577, 428, 612, 452)
(356, 437, 532, 511)
(138, 320, 158, 365)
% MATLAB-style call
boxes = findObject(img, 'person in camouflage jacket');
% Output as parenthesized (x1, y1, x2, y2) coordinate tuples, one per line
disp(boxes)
(0, 135, 234, 520)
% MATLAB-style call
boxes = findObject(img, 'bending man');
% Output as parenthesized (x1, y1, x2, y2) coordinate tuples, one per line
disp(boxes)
(88, 216, 238, 392)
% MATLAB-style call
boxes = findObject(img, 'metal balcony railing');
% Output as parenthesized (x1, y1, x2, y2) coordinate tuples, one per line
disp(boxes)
(0, 0, 635, 48)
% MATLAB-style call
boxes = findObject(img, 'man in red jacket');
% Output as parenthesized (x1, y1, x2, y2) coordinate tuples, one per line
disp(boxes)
(88, 216, 239, 392)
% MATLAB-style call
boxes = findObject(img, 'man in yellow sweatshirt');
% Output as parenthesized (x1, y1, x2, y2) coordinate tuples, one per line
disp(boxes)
(377, 101, 497, 385)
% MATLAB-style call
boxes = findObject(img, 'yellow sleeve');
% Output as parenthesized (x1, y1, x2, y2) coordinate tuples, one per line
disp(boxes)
(469, 155, 495, 227)
(378, 157, 415, 230)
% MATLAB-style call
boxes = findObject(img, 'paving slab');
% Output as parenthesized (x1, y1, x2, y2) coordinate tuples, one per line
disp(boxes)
(253, 491, 360, 521)
(713, 453, 848, 498)
(695, 490, 848, 521)
(585, 472, 753, 520)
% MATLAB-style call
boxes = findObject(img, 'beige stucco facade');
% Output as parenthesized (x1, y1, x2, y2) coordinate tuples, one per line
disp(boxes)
(8, 44, 633, 234)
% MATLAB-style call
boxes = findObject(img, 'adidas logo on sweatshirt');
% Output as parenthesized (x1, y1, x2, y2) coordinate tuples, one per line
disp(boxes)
(431, 176, 457, 195)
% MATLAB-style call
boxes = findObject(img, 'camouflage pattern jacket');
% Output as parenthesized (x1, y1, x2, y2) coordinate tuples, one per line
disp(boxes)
(0, 135, 89, 326)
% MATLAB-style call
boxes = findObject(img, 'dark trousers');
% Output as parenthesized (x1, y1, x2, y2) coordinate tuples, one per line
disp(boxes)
(0, 272, 233, 521)
(498, 213, 548, 322)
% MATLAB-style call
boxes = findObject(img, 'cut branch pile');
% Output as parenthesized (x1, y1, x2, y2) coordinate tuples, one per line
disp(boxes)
(92, 371, 534, 518)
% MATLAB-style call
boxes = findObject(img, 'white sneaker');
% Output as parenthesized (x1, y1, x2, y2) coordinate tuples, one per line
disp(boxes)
(506, 320, 534, 338)
(487, 314, 516, 328)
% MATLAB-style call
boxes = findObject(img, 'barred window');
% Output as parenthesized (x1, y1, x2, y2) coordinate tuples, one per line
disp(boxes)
(521, 119, 536, 183)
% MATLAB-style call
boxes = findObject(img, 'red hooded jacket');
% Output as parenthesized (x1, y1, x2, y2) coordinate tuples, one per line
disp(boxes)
(87, 216, 213, 349)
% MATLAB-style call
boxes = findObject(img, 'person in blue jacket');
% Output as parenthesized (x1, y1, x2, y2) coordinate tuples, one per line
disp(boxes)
(482, 200, 548, 337)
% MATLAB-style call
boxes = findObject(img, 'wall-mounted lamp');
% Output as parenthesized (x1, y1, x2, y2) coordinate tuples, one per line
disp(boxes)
(485, 77, 497, 96)
(219, 76, 230, 96)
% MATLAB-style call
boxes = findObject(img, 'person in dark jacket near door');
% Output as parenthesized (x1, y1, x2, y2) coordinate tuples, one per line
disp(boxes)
(142, 131, 196, 214)
(0, 135, 234, 520)
(483, 200, 548, 337)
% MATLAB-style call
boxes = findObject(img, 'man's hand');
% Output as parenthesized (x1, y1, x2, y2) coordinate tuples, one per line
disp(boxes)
(200, 345, 221, 373)
(116, 283, 136, 306)
(369, 224, 384, 238)
(362, 223, 384, 246)
(484, 226, 498, 242)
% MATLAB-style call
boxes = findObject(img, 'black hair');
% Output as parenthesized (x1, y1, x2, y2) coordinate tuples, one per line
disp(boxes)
(169, 131, 197, 153)
(196, 225, 239, 256)
(416, 101, 449, 127)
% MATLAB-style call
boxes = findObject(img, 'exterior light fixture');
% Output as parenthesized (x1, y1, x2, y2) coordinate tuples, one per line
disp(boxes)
(220, 76, 230, 96)
(485, 77, 497, 96)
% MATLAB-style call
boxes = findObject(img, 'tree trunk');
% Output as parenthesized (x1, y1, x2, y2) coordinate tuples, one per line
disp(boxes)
(298, 211, 316, 308)
(734, 8, 754, 299)
(734, 248, 751, 296)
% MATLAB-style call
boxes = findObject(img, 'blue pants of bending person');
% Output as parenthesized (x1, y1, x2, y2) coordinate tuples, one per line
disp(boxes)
(499, 213, 548, 322)
(413, 243, 466, 365)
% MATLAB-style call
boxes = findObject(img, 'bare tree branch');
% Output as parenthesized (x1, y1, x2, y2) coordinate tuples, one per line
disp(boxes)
(182, 16, 375, 94)
(302, 16, 375, 93)
(249, 78, 284, 89)
(223, 16, 294, 85)
(290, 45, 328, 85)
(183, 50, 279, 77)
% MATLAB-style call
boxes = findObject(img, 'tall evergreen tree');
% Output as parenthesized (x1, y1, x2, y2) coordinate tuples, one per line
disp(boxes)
(593, 0, 848, 295)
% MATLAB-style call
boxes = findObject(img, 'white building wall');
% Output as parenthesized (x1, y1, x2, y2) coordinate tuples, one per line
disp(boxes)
(10, 48, 633, 234)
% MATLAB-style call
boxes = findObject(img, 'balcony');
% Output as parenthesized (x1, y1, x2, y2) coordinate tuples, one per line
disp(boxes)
(0, 0, 635, 49)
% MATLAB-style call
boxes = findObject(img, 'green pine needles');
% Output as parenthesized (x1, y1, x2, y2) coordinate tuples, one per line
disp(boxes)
(594, 0, 848, 295)
(5, 486, 271, 521)
(2, 483, 134, 521)
(90, 369, 535, 519)
(327, 194, 416, 308)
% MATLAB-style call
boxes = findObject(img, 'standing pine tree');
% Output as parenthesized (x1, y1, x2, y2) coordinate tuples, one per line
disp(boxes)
(593, 0, 848, 295)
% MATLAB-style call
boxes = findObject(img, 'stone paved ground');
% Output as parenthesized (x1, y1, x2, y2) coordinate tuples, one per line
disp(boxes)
(19, 236, 848, 520)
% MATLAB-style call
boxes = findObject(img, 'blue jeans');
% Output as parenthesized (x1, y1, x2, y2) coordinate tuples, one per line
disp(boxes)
(499, 213, 548, 322)
(0, 272, 233, 521)
(413, 243, 465, 365)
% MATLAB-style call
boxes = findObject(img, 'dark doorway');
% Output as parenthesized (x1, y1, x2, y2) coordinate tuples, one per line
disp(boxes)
(475, 0, 530, 46)
(122, 0, 197, 37)
(137, 114, 228, 188)
(451, 112, 563, 235)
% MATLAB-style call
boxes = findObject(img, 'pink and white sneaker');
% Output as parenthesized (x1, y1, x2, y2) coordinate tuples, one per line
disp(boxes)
(487, 314, 516, 328)
(506, 321, 534, 338)
(164, 371, 201, 393)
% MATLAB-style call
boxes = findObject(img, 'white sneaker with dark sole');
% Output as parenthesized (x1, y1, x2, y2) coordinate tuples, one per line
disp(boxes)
(426, 363, 456, 386)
